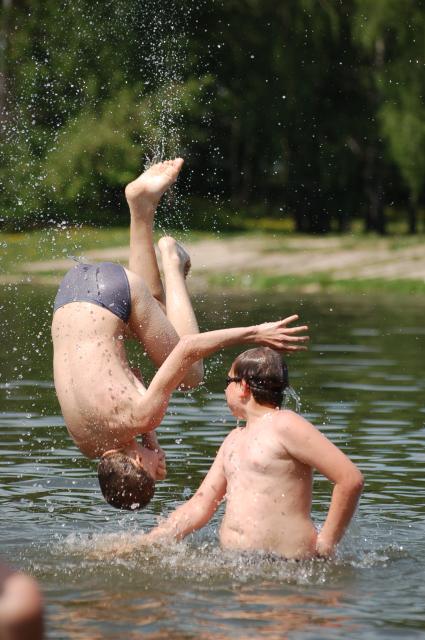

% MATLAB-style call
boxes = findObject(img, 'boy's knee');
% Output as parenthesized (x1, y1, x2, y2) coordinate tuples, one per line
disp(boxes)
(180, 361, 204, 390)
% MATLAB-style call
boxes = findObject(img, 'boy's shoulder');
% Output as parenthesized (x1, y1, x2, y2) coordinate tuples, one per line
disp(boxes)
(223, 426, 243, 441)
(270, 408, 298, 426)
(269, 409, 315, 436)
(220, 425, 245, 449)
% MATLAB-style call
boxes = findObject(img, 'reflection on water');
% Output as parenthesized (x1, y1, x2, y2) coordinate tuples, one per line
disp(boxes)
(1, 286, 425, 638)
(46, 586, 350, 640)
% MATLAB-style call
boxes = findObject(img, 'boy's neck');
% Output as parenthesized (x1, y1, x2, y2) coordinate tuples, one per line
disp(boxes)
(243, 400, 279, 425)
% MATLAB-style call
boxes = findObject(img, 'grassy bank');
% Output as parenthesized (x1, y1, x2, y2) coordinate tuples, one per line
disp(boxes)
(0, 226, 216, 275)
(1, 226, 424, 295)
(208, 272, 425, 295)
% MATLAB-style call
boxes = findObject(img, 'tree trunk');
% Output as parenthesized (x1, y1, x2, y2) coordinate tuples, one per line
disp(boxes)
(0, 0, 12, 124)
(407, 195, 417, 235)
(364, 145, 386, 234)
(337, 208, 350, 233)
(363, 37, 386, 234)
(229, 118, 240, 197)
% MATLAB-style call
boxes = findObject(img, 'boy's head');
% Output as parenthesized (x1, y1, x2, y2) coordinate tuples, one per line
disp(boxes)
(97, 447, 155, 510)
(228, 347, 289, 409)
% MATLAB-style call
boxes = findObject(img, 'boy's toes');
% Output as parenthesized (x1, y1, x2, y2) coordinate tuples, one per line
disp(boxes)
(158, 235, 176, 253)
(183, 257, 191, 278)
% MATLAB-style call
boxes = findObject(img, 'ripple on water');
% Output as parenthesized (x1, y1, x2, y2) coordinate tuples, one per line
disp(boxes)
(1, 292, 425, 638)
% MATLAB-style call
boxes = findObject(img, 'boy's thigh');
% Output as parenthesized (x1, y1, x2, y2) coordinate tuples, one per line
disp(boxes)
(125, 269, 180, 366)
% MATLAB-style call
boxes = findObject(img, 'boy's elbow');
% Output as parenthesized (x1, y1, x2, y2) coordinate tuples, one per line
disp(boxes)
(346, 469, 364, 495)
(135, 395, 166, 433)
(335, 468, 364, 498)
(177, 335, 204, 389)
(178, 334, 198, 359)
(180, 361, 204, 390)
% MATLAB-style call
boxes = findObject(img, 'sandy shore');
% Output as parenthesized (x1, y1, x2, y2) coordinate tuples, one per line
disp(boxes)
(5, 234, 425, 290)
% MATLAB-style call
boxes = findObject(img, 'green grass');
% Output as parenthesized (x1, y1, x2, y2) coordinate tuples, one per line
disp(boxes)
(0, 226, 217, 275)
(208, 272, 425, 295)
(0, 226, 128, 274)
(1, 226, 424, 296)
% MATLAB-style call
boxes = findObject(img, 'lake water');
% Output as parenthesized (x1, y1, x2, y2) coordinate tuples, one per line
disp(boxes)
(1, 284, 424, 639)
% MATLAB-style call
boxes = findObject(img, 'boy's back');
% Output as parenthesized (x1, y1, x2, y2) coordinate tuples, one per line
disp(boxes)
(52, 300, 146, 458)
(219, 410, 317, 559)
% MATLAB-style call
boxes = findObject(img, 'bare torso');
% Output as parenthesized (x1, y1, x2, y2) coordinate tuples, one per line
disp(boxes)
(52, 302, 146, 458)
(219, 412, 317, 559)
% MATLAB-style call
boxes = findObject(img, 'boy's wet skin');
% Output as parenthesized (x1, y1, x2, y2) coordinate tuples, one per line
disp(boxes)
(52, 160, 197, 479)
(140, 348, 363, 558)
(220, 363, 316, 558)
(219, 411, 317, 559)
(52, 238, 190, 460)
(52, 159, 310, 506)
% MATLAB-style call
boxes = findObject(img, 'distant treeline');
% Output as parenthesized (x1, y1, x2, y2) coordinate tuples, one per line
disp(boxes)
(1, 0, 425, 233)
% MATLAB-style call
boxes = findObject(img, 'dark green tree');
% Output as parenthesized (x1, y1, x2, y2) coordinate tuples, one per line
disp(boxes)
(353, 0, 425, 233)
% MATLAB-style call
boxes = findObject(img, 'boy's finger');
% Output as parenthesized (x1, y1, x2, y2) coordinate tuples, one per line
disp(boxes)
(281, 314, 299, 325)
(277, 344, 307, 352)
(283, 325, 309, 334)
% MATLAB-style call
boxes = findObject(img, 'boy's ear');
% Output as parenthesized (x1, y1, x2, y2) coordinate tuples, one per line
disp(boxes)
(240, 379, 251, 397)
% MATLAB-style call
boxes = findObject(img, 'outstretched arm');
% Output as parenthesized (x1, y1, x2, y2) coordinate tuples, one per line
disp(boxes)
(134, 315, 309, 433)
(139, 444, 227, 543)
(280, 412, 364, 557)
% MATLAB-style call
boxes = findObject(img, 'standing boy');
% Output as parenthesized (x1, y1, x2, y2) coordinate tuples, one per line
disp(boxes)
(140, 347, 363, 558)
(52, 159, 309, 509)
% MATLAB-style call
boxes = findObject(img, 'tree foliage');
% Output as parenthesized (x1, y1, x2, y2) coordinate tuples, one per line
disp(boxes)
(1, 0, 424, 232)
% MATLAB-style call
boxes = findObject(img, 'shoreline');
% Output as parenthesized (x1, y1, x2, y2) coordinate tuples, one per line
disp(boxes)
(2, 231, 425, 294)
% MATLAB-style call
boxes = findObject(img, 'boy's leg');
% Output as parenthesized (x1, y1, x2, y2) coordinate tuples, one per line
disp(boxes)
(125, 158, 185, 307)
(158, 236, 200, 338)
(125, 253, 203, 388)
(124, 159, 202, 385)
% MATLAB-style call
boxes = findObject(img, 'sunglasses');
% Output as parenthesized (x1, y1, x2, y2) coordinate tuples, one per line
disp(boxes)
(225, 375, 242, 388)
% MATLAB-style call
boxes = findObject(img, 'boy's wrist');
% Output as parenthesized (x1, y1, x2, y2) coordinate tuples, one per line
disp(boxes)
(250, 325, 260, 343)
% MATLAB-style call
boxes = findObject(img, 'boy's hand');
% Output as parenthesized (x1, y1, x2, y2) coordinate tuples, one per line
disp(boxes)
(255, 315, 309, 352)
(137, 445, 167, 480)
(154, 448, 167, 480)
(315, 533, 335, 558)
(136, 529, 167, 546)
(142, 431, 160, 451)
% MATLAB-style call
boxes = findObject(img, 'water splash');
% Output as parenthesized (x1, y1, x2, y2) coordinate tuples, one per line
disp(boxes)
(132, 0, 200, 233)
(48, 523, 408, 589)
(139, 2, 190, 164)
(283, 385, 301, 412)
(55, 530, 334, 587)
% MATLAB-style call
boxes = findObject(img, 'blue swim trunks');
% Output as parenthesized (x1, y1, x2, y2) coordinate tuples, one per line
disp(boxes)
(53, 261, 131, 322)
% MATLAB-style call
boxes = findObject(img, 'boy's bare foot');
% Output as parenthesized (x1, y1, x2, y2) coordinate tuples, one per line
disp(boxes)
(158, 235, 191, 278)
(125, 158, 184, 213)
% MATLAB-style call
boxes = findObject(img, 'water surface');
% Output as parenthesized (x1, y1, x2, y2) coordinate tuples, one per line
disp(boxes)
(1, 285, 424, 639)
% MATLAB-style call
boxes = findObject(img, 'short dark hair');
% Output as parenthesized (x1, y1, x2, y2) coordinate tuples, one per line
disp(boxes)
(232, 347, 288, 408)
(97, 452, 155, 510)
